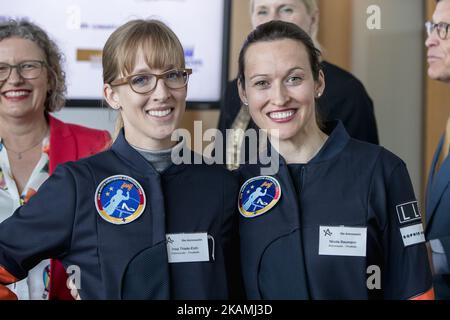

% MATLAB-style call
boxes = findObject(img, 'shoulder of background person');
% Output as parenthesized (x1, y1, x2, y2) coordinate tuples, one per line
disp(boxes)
(321, 61, 370, 96)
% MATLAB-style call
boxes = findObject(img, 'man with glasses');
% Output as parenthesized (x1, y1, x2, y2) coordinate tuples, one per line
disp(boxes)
(425, 0, 450, 300)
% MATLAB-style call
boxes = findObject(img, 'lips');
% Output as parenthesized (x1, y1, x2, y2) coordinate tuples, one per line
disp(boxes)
(267, 109, 297, 123)
(2, 89, 31, 98)
(427, 53, 442, 62)
(145, 107, 174, 118)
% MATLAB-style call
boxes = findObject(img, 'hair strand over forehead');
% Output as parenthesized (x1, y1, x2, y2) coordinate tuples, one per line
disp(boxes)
(102, 19, 185, 85)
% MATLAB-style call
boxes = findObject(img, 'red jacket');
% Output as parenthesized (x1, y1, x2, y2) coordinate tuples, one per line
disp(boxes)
(47, 115, 111, 300)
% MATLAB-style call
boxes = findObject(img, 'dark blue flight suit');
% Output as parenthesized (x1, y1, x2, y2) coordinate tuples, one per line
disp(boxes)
(0, 131, 242, 300)
(238, 121, 433, 299)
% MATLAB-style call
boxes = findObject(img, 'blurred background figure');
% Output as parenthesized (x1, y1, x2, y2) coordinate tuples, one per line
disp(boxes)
(0, 20, 111, 300)
(219, 0, 378, 170)
(424, 0, 450, 300)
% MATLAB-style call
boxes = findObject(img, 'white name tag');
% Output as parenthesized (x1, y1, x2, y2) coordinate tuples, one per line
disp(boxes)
(319, 226, 367, 257)
(400, 223, 425, 247)
(166, 233, 210, 263)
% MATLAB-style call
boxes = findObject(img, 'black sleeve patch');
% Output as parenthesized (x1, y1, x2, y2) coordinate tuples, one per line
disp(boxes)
(396, 201, 421, 224)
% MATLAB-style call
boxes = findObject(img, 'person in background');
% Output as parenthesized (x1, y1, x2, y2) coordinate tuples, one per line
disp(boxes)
(0, 19, 242, 300)
(219, 0, 378, 170)
(0, 20, 111, 300)
(424, 0, 450, 300)
(236, 20, 433, 299)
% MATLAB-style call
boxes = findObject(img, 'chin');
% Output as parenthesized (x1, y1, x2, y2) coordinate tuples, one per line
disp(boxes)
(267, 129, 297, 141)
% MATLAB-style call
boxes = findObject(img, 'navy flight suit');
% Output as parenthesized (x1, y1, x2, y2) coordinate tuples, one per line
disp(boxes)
(0, 131, 242, 299)
(238, 121, 433, 299)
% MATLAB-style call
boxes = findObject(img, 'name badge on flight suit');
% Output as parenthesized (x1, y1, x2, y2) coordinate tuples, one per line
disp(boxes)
(166, 233, 210, 263)
(95, 175, 146, 225)
(319, 226, 367, 257)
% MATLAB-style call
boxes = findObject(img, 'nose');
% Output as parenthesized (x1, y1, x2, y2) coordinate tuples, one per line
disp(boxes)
(426, 31, 439, 48)
(271, 82, 290, 106)
(5, 67, 24, 85)
(151, 78, 171, 102)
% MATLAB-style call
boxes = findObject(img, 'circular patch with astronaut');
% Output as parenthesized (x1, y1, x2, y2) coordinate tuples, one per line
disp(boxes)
(95, 175, 146, 225)
(238, 176, 282, 218)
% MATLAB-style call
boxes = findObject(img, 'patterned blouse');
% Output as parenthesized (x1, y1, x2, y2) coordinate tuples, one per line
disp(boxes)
(0, 135, 51, 300)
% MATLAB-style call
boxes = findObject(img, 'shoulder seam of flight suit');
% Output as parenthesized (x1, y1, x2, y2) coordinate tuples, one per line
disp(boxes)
(366, 148, 401, 232)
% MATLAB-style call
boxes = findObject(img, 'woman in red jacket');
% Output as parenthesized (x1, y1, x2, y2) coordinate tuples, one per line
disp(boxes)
(0, 20, 111, 300)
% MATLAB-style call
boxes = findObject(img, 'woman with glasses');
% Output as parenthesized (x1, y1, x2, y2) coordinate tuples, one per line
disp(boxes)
(0, 19, 242, 300)
(0, 20, 111, 300)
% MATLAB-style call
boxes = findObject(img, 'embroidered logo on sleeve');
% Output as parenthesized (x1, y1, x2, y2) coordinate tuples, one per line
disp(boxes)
(396, 201, 421, 224)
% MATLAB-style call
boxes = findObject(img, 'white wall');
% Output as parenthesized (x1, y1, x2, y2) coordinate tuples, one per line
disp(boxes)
(352, 0, 424, 198)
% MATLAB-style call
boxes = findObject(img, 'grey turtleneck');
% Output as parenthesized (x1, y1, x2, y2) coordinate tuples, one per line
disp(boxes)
(131, 144, 174, 173)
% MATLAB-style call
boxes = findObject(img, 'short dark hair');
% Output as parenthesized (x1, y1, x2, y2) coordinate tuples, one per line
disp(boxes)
(238, 20, 322, 87)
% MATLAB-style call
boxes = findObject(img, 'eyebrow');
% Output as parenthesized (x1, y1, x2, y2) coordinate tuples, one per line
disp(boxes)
(249, 67, 305, 80)
(131, 64, 176, 74)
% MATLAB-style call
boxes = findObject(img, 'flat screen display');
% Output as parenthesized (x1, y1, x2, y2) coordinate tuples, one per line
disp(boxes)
(1, 0, 230, 107)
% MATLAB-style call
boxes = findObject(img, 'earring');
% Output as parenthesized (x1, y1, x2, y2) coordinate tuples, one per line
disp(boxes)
(316, 92, 322, 98)
(112, 105, 122, 110)
(243, 101, 249, 106)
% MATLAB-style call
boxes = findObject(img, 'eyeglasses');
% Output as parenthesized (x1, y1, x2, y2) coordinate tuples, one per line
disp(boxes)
(425, 21, 450, 40)
(0, 60, 46, 82)
(110, 68, 193, 94)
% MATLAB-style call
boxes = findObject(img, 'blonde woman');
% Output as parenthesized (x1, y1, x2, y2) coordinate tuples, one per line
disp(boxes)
(0, 19, 242, 300)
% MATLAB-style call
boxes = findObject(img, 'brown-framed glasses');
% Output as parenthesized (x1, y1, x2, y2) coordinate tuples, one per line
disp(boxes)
(0, 60, 46, 82)
(425, 21, 449, 40)
(110, 68, 193, 94)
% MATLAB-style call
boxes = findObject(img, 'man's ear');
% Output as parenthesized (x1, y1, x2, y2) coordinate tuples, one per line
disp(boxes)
(104, 84, 121, 110)
(237, 79, 249, 106)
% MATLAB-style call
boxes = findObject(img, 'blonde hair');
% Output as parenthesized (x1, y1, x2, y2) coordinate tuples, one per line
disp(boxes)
(0, 20, 66, 113)
(102, 19, 185, 137)
(250, 0, 320, 48)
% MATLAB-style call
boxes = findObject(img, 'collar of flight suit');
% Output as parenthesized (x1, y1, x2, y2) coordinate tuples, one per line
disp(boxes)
(264, 120, 351, 168)
(111, 129, 187, 176)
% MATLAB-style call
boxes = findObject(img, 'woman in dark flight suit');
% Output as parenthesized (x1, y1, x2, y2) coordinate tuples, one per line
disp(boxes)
(0, 19, 241, 300)
(236, 20, 433, 300)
